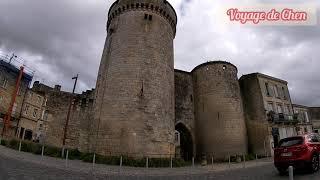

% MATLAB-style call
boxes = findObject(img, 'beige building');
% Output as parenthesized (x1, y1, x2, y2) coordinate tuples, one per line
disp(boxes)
(309, 107, 320, 133)
(240, 73, 300, 157)
(17, 89, 47, 141)
(0, 57, 33, 137)
(292, 104, 313, 135)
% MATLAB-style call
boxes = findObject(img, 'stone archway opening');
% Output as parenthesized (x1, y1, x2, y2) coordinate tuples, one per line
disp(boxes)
(175, 123, 193, 161)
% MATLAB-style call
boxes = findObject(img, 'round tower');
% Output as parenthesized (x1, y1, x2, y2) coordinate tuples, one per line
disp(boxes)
(192, 61, 247, 159)
(92, 0, 177, 157)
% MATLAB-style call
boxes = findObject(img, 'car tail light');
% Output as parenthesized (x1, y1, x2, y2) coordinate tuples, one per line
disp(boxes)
(293, 145, 308, 155)
(274, 148, 282, 156)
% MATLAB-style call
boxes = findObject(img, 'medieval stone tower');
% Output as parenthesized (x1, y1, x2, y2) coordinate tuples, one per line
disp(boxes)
(192, 62, 247, 158)
(92, 0, 177, 157)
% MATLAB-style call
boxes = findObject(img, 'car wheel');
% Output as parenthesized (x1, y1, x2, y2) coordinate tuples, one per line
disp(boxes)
(309, 154, 319, 173)
(277, 167, 287, 175)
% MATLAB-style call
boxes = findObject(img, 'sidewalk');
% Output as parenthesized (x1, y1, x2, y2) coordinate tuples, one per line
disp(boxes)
(0, 145, 273, 176)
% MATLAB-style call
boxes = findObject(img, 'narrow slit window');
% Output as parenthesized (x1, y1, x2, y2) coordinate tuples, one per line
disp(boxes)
(144, 14, 148, 20)
(149, 15, 152, 21)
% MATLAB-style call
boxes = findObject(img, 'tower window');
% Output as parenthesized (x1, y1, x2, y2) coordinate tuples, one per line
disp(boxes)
(144, 14, 148, 20)
(222, 65, 226, 70)
(149, 15, 153, 21)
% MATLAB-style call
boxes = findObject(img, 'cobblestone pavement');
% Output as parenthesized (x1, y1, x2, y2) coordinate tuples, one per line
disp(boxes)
(1, 145, 319, 179)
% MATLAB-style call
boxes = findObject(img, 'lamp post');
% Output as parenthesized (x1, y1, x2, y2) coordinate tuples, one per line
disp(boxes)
(62, 74, 78, 156)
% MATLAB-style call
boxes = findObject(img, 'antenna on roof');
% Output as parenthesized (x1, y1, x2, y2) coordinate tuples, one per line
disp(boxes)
(9, 53, 17, 64)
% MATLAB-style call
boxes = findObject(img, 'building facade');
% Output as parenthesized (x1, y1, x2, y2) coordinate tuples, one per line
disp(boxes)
(17, 89, 47, 141)
(292, 104, 313, 135)
(239, 73, 299, 156)
(0, 57, 33, 137)
(309, 107, 320, 133)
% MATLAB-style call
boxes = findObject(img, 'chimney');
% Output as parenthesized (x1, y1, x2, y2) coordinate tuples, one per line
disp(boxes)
(54, 85, 61, 91)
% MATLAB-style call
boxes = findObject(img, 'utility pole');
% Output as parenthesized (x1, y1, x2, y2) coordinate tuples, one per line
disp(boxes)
(62, 74, 78, 156)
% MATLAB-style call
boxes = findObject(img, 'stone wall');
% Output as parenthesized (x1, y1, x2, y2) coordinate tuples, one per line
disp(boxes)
(174, 70, 196, 156)
(32, 82, 94, 150)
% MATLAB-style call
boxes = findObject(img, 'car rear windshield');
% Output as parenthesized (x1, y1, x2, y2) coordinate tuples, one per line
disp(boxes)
(279, 137, 304, 147)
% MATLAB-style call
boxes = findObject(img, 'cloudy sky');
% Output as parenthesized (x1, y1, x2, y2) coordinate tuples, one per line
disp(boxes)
(0, 0, 319, 106)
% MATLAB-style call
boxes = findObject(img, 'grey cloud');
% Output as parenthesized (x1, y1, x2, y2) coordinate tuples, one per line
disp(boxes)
(0, 0, 319, 106)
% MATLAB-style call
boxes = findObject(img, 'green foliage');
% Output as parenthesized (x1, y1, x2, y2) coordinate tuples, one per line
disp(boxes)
(245, 154, 256, 161)
(79, 153, 189, 167)
(8, 139, 19, 149)
(68, 149, 83, 160)
(20, 141, 42, 154)
(80, 153, 95, 162)
(0, 139, 8, 146)
(2, 138, 189, 168)
(44, 145, 62, 158)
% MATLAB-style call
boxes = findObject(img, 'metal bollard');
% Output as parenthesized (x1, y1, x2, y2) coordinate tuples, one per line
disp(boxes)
(243, 154, 246, 168)
(65, 150, 69, 167)
(61, 146, 65, 158)
(18, 141, 22, 151)
(146, 157, 149, 168)
(170, 157, 173, 168)
(211, 156, 214, 168)
(120, 156, 123, 167)
(41, 145, 44, 157)
(192, 157, 195, 167)
(228, 155, 231, 169)
(289, 166, 293, 180)
(92, 154, 96, 169)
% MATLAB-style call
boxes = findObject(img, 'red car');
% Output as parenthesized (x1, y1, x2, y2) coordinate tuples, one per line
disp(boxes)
(274, 133, 320, 174)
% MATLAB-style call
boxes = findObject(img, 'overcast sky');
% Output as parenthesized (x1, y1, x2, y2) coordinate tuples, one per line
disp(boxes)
(0, 0, 319, 106)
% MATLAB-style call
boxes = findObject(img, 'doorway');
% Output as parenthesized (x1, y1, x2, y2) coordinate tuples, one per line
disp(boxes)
(175, 123, 193, 161)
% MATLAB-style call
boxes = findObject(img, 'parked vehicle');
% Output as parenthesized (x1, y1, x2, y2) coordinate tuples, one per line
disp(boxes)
(274, 133, 320, 174)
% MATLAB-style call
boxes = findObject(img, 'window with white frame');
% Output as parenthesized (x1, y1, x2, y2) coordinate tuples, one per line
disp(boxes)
(305, 111, 310, 123)
(24, 105, 29, 115)
(37, 96, 42, 104)
(267, 102, 274, 112)
(1, 77, 8, 88)
(284, 106, 289, 114)
(33, 108, 38, 118)
(174, 130, 180, 146)
(273, 85, 279, 98)
(282, 87, 287, 100)
(12, 103, 17, 114)
(277, 104, 283, 113)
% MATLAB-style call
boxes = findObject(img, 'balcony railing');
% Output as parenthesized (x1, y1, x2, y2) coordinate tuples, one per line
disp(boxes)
(267, 111, 300, 124)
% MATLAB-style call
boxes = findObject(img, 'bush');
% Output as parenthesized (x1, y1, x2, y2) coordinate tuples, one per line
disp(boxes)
(8, 139, 19, 149)
(1, 138, 190, 168)
(68, 149, 83, 160)
(245, 154, 256, 161)
(20, 141, 42, 154)
(0, 139, 8, 146)
(80, 153, 95, 162)
(44, 145, 62, 158)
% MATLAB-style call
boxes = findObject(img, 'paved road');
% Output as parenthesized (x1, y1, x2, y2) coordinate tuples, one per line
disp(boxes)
(1, 146, 320, 179)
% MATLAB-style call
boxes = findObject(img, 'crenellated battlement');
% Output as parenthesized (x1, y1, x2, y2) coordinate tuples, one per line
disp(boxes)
(107, 0, 177, 35)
